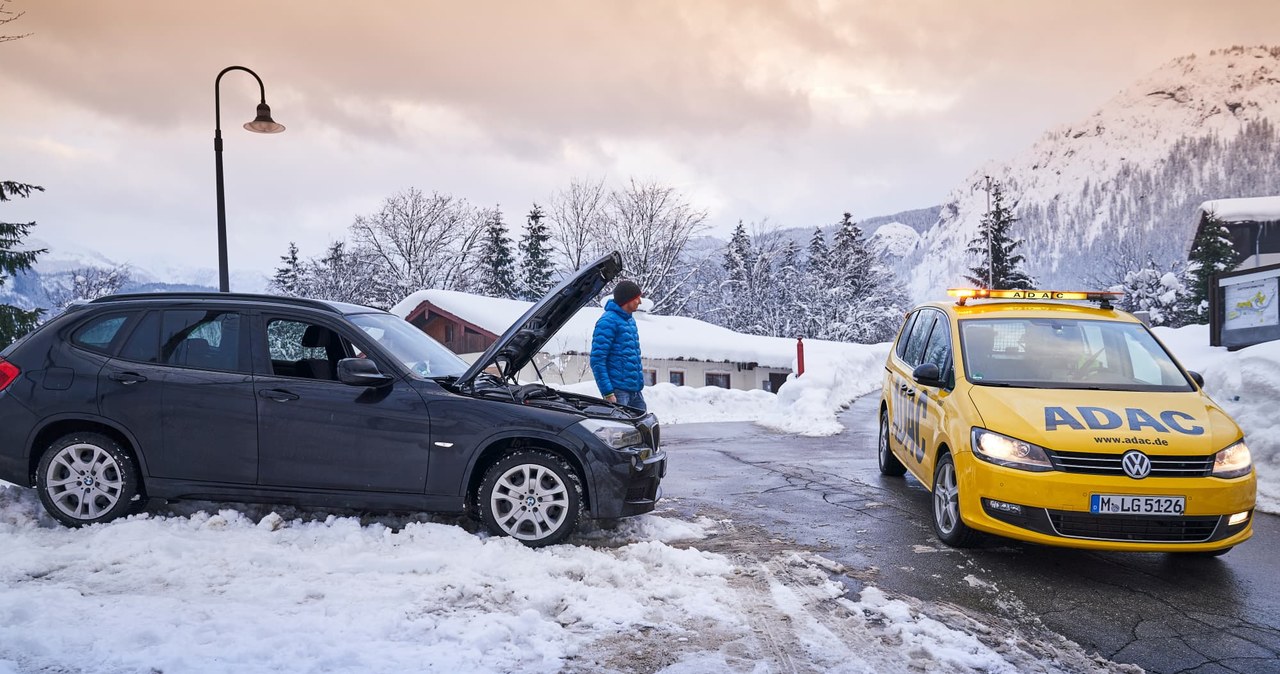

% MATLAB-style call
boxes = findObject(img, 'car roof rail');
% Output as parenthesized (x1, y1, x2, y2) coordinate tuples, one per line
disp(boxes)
(90, 292, 345, 314)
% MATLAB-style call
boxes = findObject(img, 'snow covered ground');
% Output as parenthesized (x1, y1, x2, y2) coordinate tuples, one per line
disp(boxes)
(0, 323, 1271, 673)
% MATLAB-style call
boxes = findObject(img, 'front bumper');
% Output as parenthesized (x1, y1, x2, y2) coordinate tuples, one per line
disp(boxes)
(956, 451, 1256, 551)
(569, 413, 667, 519)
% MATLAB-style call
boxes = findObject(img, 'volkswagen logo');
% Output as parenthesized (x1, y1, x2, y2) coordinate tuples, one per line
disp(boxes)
(1122, 450, 1151, 479)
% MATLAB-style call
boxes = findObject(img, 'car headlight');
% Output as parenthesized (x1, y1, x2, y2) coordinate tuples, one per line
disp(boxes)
(577, 418, 644, 449)
(971, 428, 1054, 472)
(1212, 439, 1252, 478)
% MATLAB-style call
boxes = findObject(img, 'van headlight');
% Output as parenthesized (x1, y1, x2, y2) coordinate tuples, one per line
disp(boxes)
(971, 428, 1054, 472)
(577, 418, 644, 449)
(1212, 440, 1252, 478)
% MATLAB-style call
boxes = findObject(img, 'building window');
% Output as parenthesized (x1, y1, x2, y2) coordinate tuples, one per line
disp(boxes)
(445, 323, 455, 342)
(644, 369, 657, 386)
(669, 370, 685, 386)
(705, 372, 730, 389)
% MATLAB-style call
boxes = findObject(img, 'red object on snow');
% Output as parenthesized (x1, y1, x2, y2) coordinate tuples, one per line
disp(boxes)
(796, 337, 805, 377)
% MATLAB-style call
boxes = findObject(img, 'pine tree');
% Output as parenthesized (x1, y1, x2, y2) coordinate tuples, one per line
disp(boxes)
(476, 207, 516, 299)
(270, 242, 303, 297)
(1183, 212, 1237, 323)
(517, 204, 555, 301)
(964, 179, 1035, 289)
(0, 181, 46, 348)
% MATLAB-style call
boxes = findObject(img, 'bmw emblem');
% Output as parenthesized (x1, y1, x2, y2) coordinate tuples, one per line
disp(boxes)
(1121, 450, 1152, 479)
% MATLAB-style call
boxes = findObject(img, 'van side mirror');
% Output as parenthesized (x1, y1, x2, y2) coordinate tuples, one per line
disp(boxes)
(1187, 370, 1205, 388)
(912, 362, 943, 387)
(337, 357, 395, 387)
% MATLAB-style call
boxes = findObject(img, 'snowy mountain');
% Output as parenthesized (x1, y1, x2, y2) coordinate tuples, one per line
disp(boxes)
(905, 45, 1280, 301)
(0, 238, 269, 312)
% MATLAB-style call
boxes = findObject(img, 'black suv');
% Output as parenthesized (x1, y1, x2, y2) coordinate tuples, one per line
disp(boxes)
(0, 253, 665, 546)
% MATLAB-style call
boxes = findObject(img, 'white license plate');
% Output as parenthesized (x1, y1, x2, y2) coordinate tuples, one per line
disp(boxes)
(1090, 494, 1185, 515)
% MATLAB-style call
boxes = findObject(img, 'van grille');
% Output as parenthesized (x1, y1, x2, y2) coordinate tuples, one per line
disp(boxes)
(1046, 450, 1213, 477)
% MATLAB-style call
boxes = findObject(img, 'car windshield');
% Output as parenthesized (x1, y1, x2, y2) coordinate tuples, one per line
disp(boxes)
(959, 317, 1194, 392)
(347, 313, 469, 378)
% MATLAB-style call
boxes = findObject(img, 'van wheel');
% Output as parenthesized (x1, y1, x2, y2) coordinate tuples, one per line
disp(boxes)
(477, 450, 582, 547)
(931, 452, 979, 547)
(878, 408, 906, 477)
(37, 433, 142, 528)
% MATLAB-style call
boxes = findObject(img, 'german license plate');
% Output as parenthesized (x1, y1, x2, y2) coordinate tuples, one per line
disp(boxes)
(1090, 494, 1185, 515)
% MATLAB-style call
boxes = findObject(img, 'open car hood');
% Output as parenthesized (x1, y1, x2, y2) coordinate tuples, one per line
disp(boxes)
(457, 251, 623, 387)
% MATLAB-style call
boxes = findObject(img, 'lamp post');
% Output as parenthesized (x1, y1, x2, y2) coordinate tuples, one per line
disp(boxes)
(214, 65, 284, 292)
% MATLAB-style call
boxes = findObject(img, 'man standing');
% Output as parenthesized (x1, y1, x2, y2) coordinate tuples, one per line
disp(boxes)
(591, 280, 646, 411)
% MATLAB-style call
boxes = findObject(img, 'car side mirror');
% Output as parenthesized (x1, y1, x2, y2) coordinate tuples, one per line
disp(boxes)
(337, 357, 394, 387)
(1187, 370, 1205, 388)
(912, 362, 943, 387)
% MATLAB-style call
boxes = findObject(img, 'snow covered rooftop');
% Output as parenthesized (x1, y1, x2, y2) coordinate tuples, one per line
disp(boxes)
(1199, 196, 1280, 223)
(390, 289, 848, 368)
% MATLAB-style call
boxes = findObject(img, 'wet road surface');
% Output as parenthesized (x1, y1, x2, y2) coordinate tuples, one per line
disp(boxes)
(659, 393, 1280, 673)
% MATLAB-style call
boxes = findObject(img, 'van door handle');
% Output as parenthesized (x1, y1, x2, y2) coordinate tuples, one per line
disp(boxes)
(108, 372, 147, 385)
(259, 389, 300, 402)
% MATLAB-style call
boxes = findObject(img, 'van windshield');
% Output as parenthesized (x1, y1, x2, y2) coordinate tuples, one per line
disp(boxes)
(959, 318, 1194, 392)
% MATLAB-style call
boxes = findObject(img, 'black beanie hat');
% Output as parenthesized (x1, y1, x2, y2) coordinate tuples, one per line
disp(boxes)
(613, 280, 642, 304)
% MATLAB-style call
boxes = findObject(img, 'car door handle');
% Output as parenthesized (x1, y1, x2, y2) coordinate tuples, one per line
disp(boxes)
(108, 372, 147, 385)
(258, 389, 300, 402)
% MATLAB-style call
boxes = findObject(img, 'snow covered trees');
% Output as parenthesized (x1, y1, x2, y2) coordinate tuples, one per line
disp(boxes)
(476, 207, 516, 299)
(517, 205, 554, 301)
(45, 265, 131, 312)
(697, 215, 904, 343)
(965, 179, 1035, 290)
(1184, 212, 1237, 322)
(0, 181, 45, 347)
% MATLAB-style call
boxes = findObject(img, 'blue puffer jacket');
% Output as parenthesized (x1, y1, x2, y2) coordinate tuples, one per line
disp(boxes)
(590, 300, 644, 395)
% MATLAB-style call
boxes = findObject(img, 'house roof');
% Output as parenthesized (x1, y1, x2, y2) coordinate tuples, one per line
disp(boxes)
(390, 289, 856, 368)
(1199, 196, 1280, 223)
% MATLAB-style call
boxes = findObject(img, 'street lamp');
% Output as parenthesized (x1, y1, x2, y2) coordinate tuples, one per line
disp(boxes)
(214, 65, 285, 292)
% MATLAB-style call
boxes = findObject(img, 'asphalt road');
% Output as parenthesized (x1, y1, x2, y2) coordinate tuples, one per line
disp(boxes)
(659, 393, 1280, 674)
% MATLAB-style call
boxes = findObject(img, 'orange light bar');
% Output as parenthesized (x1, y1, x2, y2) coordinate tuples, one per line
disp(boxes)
(946, 288, 1124, 306)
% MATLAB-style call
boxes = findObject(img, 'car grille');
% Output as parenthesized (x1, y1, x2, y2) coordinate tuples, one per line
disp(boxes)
(1047, 510, 1220, 542)
(638, 415, 661, 451)
(1046, 449, 1213, 477)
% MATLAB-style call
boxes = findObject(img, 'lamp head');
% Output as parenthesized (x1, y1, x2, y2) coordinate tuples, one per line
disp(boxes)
(244, 102, 285, 133)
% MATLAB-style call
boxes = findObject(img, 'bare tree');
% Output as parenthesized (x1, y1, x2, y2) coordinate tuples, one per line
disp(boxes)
(597, 178, 708, 313)
(46, 266, 130, 314)
(350, 188, 485, 303)
(546, 177, 607, 272)
(0, 0, 32, 44)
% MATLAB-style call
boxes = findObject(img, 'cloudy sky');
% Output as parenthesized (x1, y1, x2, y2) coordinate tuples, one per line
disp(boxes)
(3, 0, 1279, 286)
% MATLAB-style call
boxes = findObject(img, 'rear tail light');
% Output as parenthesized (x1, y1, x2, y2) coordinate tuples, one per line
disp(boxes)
(0, 357, 19, 392)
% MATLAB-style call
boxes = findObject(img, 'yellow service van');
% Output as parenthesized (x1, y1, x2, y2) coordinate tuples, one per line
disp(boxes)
(879, 289, 1255, 555)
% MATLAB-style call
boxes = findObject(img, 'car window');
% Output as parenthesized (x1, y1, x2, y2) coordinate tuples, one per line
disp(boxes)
(960, 317, 1192, 392)
(118, 311, 161, 362)
(921, 315, 950, 371)
(902, 310, 936, 367)
(347, 313, 469, 378)
(894, 311, 919, 361)
(117, 310, 245, 372)
(265, 318, 354, 381)
(70, 313, 131, 355)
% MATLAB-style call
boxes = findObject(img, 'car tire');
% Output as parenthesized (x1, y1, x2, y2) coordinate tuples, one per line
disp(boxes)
(477, 450, 582, 548)
(878, 408, 907, 477)
(36, 432, 143, 528)
(931, 452, 979, 548)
